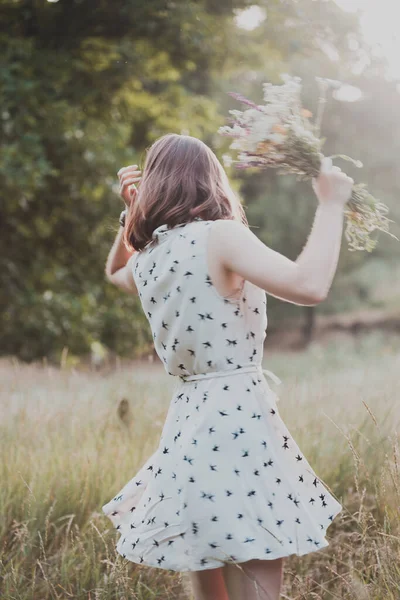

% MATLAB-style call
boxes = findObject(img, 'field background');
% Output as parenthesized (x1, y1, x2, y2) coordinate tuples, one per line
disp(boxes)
(2, 330, 400, 599)
(3, 0, 400, 597)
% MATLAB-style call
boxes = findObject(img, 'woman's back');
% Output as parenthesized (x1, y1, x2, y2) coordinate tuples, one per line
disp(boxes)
(133, 218, 267, 378)
(102, 138, 350, 590)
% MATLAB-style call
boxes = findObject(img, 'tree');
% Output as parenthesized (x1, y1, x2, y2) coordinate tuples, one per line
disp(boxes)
(0, 0, 255, 360)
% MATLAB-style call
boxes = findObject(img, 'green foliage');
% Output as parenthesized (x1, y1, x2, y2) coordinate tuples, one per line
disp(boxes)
(0, 1, 248, 361)
(1, 0, 400, 360)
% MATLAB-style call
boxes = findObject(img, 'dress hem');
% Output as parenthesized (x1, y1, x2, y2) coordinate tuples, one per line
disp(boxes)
(106, 502, 343, 573)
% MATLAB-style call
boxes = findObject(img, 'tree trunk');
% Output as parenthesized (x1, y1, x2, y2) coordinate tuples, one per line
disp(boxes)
(302, 306, 316, 345)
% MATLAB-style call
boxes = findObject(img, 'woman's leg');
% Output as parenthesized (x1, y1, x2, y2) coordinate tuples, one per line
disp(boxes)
(187, 566, 230, 600)
(222, 558, 284, 600)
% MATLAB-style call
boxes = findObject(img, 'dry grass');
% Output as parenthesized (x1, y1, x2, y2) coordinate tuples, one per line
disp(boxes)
(2, 331, 400, 599)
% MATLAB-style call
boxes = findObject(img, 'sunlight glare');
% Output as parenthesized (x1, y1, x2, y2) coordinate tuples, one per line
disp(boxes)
(236, 1, 400, 80)
(334, 0, 400, 80)
(333, 84, 363, 102)
(234, 5, 267, 31)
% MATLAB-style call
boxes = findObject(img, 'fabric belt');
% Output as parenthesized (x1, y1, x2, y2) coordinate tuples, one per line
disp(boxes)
(178, 364, 282, 387)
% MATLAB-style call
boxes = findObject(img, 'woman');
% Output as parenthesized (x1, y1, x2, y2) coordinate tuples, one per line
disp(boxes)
(103, 133, 353, 600)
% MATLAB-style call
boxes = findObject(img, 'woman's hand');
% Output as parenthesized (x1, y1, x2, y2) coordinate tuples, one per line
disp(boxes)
(312, 157, 354, 208)
(117, 164, 142, 206)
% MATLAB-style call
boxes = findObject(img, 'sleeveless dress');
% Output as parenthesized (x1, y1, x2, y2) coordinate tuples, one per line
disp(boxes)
(102, 217, 343, 572)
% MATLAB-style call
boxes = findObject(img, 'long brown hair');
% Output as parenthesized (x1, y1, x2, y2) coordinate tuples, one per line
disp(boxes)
(124, 133, 248, 251)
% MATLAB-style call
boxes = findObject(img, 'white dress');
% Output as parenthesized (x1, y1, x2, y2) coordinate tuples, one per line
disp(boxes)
(102, 218, 343, 572)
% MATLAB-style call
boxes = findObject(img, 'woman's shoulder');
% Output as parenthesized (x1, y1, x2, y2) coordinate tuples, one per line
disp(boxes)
(206, 218, 249, 242)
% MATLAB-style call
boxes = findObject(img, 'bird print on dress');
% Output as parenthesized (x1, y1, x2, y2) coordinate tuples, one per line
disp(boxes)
(102, 218, 343, 572)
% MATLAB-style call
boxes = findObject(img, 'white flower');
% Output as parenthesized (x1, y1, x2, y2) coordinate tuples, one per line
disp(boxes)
(290, 122, 306, 136)
(231, 137, 258, 152)
(228, 109, 244, 117)
(241, 108, 263, 122)
(243, 109, 280, 133)
(280, 73, 302, 84)
(237, 152, 255, 163)
(262, 80, 302, 115)
(266, 132, 285, 144)
(232, 123, 246, 136)
(219, 123, 246, 138)
(218, 125, 234, 135)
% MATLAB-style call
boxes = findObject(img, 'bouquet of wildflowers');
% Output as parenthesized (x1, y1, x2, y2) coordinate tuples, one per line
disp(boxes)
(218, 75, 398, 252)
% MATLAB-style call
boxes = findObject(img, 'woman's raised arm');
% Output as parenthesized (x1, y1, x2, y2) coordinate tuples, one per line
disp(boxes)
(104, 164, 141, 294)
(212, 160, 353, 306)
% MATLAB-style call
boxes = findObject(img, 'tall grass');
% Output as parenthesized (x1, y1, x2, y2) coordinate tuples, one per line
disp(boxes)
(2, 331, 400, 599)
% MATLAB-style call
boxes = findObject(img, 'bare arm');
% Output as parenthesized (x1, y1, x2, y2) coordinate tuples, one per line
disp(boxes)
(105, 225, 138, 294)
(292, 202, 344, 302)
(105, 225, 134, 276)
(104, 164, 142, 294)
(212, 204, 343, 306)
(213, 160, 353, 306)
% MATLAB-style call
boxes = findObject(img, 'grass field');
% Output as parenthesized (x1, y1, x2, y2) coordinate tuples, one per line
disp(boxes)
(2, 330, 400, 599)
